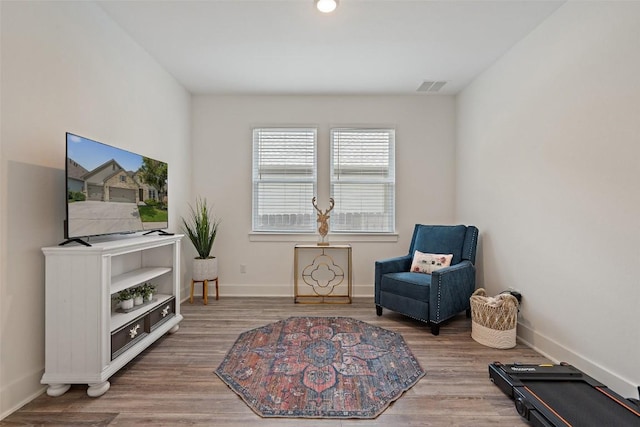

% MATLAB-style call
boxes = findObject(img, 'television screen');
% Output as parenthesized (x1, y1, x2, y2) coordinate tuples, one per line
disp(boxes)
(65, 132, 169, 240)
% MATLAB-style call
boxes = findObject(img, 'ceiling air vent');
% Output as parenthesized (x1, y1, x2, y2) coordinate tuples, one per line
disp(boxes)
(416, 81, 447, 93)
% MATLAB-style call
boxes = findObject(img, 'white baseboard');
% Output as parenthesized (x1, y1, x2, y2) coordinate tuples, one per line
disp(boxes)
(517, 322, 638, 399)
(0, 371, 46, 421)
(193, 283, 376, 298)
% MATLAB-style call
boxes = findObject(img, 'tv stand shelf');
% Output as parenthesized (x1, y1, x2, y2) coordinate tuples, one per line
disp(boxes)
(111, 293, 173, 331)
(41, 234, 183, 397)
(111, 267, 172, 294)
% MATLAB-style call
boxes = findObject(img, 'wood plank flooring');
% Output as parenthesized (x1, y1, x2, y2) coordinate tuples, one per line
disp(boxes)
(2, 297, 546, 426)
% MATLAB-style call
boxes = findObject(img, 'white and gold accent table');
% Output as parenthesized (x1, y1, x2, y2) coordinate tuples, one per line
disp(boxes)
(294, 244, 352, 303)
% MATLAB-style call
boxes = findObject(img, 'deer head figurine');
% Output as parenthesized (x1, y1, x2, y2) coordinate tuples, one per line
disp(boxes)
(312, 197, 335, 245)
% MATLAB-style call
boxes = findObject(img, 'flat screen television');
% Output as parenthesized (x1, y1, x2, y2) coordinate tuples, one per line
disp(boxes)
(64, 132, 169, 245)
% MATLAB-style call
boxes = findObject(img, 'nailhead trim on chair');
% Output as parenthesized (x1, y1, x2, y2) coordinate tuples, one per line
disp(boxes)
(467, 227, 478, 260)
(404, 312, 429, 324)
(435, 274, 442, 322)
(379, 303, 429, 324)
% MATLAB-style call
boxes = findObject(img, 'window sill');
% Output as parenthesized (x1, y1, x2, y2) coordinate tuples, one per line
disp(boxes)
(248, 232, 399, 243)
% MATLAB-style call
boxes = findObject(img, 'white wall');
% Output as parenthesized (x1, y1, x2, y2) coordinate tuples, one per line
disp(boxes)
(457, 2, 640, 397)
(191, 95, 457, 296)
(9, 0, 637, 418)
(0, 1, 191, 418)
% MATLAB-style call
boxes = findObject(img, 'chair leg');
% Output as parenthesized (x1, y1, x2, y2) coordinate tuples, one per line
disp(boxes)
(466, 308, 471, 318)
(376, 305, 382, 316)
(430, 323, 440, 336)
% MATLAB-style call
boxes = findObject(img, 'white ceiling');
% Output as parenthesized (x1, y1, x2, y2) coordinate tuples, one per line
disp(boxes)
(97, 0, 565, 95)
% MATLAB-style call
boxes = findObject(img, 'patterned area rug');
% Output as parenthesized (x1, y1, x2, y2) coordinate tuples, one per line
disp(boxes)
(215, 316, 425, 419)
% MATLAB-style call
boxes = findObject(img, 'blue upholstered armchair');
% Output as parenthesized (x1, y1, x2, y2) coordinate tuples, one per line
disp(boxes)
(375, 224, 479, 335)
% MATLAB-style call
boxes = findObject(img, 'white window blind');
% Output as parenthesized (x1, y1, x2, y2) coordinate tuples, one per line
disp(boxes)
(252, 128, 317, 232)
(330, 128, 395, 233)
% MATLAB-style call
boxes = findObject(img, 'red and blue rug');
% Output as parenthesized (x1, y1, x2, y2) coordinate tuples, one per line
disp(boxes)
(215, 316, 425, 418)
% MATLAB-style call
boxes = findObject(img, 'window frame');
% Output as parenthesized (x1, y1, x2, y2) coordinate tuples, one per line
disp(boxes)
(329, 127, 396, 234)
(251, 127, 318, 233)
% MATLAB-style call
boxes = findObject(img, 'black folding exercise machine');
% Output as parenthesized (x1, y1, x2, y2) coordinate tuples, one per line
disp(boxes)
(489, 362, 640, 426)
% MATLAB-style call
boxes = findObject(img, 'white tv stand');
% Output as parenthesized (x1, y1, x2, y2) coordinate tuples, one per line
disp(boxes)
(41, 234, 183, 397)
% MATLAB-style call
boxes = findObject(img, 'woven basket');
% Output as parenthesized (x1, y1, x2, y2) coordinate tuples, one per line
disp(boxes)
(470, 288, 519, 349)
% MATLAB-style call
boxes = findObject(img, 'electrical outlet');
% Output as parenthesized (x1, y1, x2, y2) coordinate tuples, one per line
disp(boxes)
(505, 287, 522, 304)
(240, 264, 247, 274)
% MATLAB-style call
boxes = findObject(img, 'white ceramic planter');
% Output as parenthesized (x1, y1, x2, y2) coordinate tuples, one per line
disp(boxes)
(121, 298, 134, 310)
(193, 257, 218, 281)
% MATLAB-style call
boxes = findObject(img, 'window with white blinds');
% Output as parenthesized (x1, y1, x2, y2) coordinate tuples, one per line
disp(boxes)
(252, 128, 317, 232)
(330, 128, 395, 233)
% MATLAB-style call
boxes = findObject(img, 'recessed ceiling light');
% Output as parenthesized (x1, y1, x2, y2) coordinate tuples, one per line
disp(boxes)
(315, 0, 338, 13)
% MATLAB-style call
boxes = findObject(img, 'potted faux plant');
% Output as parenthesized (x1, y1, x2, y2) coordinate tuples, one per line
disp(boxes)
(141, 282, 156, 303)
(132, 286, 144, 306)
(117, 289, 134, 310)
(182, 197, 221, 283)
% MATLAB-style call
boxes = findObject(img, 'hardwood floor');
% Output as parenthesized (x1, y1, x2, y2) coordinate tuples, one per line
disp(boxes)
(2, 297, 545, 426)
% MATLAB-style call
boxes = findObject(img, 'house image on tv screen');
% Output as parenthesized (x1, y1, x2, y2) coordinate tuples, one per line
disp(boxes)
(66, 155, 168, 238)
(78, 159, 159, 203)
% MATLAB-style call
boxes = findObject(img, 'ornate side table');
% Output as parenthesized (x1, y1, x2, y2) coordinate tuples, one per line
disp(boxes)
(294, 244, 352, 303)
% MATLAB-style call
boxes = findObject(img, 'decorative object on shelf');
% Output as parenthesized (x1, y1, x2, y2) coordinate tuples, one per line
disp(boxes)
(216, 317, 424, 418)
(182, 197, 221, 304)
(312, 196, 334, 246)
(141, 282, 156, 303)
(116, 290, 158, 313)
(117, 289, 134, 310)
(133, 287, 144, 306)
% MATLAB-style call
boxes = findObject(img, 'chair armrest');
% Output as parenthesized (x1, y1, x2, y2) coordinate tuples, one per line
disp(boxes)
(376, 255, 412, 275)
(429, 260, 476, 323)
(374, 255, 412, 303)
